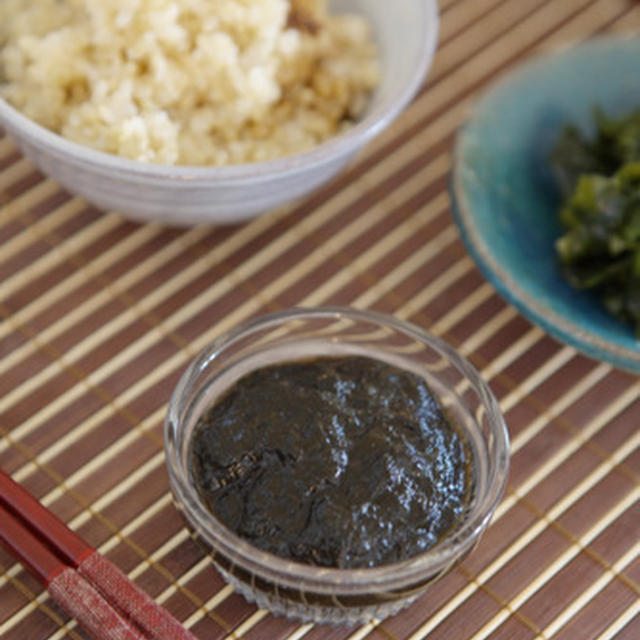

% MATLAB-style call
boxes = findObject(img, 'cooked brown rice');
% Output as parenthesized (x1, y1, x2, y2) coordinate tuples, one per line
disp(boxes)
(0, 0, 379, 165)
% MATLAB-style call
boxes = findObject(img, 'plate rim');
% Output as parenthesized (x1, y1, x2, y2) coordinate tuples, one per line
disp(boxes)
(449, 34, 640, 374)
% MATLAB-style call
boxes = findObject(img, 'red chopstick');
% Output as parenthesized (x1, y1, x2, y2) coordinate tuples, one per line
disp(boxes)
(0, 503, 146, 640)
(0, 470, 197, 640)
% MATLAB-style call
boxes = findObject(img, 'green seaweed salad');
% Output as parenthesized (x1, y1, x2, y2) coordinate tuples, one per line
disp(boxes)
(550, 107, 640, 336)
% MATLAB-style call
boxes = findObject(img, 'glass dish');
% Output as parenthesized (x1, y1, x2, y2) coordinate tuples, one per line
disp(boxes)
(164, 307, 509, 624)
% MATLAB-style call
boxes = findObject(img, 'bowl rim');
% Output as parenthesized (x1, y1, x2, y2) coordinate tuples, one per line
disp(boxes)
(164, 306, 510, 594)
(449, 33, 640, 374)
(0, 1, 439, 182)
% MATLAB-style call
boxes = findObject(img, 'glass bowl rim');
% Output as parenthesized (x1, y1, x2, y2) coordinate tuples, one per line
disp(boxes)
(164, 306, 509, 593)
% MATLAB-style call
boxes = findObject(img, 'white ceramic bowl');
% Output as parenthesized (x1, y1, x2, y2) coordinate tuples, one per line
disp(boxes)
(0, 1, 439, 226)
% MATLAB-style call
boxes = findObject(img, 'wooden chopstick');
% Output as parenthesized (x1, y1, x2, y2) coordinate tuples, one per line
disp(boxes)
(0, 502, 146, 640)
(0, 470, 197, 640)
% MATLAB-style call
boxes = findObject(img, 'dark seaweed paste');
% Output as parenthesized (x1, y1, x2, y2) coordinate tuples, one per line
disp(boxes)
(190, 355, 474, 569)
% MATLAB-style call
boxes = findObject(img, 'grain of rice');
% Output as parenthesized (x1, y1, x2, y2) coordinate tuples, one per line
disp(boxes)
(0, 0, 379, 165)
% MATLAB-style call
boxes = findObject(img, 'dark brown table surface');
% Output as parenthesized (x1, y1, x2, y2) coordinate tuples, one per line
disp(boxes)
(1, 1, 639, 638)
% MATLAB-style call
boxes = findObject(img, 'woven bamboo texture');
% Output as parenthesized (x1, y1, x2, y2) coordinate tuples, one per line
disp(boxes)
(1, 1, 639, 638)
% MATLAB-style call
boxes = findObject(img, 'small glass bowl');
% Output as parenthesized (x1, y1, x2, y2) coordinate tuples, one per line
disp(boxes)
(164, 307, 509, 624)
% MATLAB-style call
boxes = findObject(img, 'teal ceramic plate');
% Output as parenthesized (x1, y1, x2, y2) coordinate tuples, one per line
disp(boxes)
(451, 35, 640, 374)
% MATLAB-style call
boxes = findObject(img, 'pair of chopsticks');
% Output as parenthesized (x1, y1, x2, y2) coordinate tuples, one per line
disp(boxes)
(0, 469, 197, 640)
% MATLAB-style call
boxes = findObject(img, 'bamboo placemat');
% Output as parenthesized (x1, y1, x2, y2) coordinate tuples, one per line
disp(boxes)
(1, 1, 639, 638)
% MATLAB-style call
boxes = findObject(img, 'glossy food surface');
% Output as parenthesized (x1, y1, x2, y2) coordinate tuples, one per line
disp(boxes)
(190, 356, 473, 569)
(551, 107, 640, 336)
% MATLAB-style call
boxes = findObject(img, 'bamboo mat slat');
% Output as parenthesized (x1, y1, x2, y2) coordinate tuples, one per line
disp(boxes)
(1, 1, 640, 638)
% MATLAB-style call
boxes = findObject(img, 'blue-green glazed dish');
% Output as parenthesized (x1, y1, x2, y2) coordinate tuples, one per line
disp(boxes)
(450, 35, 640, 374)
